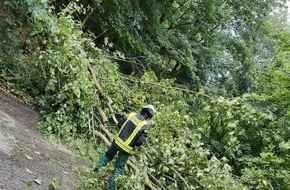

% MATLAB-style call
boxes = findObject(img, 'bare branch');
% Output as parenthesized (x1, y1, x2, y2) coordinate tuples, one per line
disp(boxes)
(160, 1, 188, 23)
(122, 76, 211, 98)
(82, 6, 97, 26)
(161, 160, 191, 190)
(96, 106, 108, 122)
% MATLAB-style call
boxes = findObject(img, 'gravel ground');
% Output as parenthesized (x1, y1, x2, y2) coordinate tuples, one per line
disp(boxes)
(0, 93, 80, 190)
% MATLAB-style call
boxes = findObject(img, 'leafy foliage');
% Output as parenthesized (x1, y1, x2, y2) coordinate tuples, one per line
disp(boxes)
(54, 0, 286, 96)
(1, 0, 290, 190)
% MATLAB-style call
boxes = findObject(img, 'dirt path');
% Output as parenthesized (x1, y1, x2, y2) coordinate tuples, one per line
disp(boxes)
(0, 93, 80, 190)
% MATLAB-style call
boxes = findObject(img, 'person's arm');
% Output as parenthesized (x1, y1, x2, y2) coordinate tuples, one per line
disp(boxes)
(135, 126, 150, 146)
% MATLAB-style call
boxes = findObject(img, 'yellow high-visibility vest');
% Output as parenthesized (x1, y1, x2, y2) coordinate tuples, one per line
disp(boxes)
(114, 113, 148, 153)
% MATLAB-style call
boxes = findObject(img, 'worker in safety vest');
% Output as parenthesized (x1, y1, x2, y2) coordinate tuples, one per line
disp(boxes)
(93, 105, 156, 190)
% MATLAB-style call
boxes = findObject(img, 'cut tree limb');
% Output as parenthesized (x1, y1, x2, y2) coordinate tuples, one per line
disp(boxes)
(161, 160, 191, 189)
(122, 76, 211, 98)
(107, 102, 118, 124)
(89, 65, 118, 123)
(93, 130, 111, 145)
(96, 106, 108, 123)
(99, 123, 114, 141)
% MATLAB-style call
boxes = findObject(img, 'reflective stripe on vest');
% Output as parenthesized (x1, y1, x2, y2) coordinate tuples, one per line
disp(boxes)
(115, 136, 133, 153)
(114, 113, 147, 153)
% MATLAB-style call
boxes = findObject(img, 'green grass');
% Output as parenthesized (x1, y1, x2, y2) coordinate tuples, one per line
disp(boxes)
(0, 121, 11, 128)
(2, 134, 17, 143)
(48, 177, 62, 190)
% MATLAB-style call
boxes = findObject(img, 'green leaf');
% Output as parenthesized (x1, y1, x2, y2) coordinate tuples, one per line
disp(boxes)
(33, 178, 42, 185)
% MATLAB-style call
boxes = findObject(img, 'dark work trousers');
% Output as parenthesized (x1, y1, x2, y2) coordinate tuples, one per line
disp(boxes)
(94, 142, 130, 190)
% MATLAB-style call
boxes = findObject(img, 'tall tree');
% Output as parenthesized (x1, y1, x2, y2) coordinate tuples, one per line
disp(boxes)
(66, 0, 287, 95)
